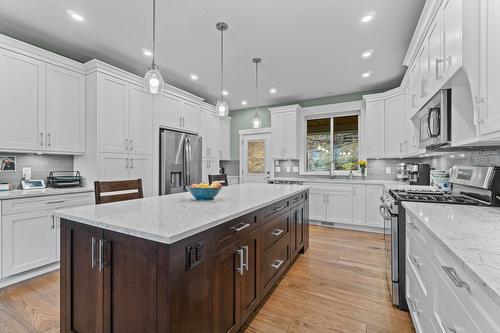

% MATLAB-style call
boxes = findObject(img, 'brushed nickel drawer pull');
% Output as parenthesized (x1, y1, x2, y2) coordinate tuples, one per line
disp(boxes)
(271, 204, 287, 212)
(442, 266, 470, 291)
(91, 237, 97, 269)
(98, 239, 108, 272)
(236, 248, 244, 275)
(271, 259, 284, 270)
(230, 223, 250, 232)
(243, 245, 249, 271)
(271, 229, 284, 236)
(46, 200, 65, 204)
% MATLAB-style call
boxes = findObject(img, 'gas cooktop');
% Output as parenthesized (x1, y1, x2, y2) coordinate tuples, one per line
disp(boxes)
(389, 189, 482, 205)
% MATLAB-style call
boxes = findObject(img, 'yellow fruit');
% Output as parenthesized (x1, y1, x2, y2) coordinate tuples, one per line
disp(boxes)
(199, 183, 210, 188)
(191, 184, 199, 188)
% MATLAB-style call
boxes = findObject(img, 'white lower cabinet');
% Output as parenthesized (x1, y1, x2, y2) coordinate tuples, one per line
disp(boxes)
(352, 185, 366, 225)
(326, 189, 353, 224)
(365, 185, 384, 227)
(202, 159, 220, 183)
(406, 211, 500, 333)
(309, 190, 327, 221)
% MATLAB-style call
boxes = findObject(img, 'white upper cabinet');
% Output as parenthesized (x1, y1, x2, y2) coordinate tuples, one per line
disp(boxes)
(0, 49, 46, 151)
(269, 104, 300, 159)
(45, 64, 85, 153)
(128, 84, 153, 155)
(417, 42, 430, 102)
(181, 100, 201, 133)
(442, 0, 462, 77)
(428, 12, 443, 91)
(478, 0, 500, 136)
(98, 74, 129, 154)
(218, 117, 231, 160)
(365, 100, 385, 158)
(157, 91, 201, 133)
(384, 93, 406, 158)
(200, 107, 219, 159)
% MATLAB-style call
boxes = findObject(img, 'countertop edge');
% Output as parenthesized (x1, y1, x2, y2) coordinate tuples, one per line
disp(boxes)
(402, 202, 500, 308)
(56, 186, 310, 245)
(0, 188, 94, 200)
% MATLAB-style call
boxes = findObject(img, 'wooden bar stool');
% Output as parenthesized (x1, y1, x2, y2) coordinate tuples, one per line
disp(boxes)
(208, 174, 229, 186)
(94, 179, 144, 205)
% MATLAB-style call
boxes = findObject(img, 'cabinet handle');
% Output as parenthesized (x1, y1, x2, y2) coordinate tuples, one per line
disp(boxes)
(98, 239, 108, 272)
(40, 132, 44, 146)
(400, 142, 402, 153)
(125, 158, 129, 169)
(230, 223, 250, 232)
(435, 58, 444, 80)
(129, 139, 133, 151)
(409, 222, 419, 232)
(242, 245, 249, 271)
(236, 248, 244, 275)
(409, 255, 422, 270)
(47, 133, 51, 147)
(442, 266, 470, 291)
(51, 215, 55, 229)
(271, 229, 284, 236)
(474, 96, 484, 126)
(125, 138, 129, 151)
(183, 117, 185, 127)
(412, 94, 417, 108)
(130, 158, 134, 169)
(440, 322, 457, 333)
(91, 237, 97, 269)
(421, 78, 428, 98)
(46, 200, 65, 204)
(271, 204, 287, 213)
(179, 116, 182, 127)
(271, 259, 284, 270)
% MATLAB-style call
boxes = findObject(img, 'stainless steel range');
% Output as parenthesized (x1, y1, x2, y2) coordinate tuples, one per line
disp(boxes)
(380, 166, 500, 310)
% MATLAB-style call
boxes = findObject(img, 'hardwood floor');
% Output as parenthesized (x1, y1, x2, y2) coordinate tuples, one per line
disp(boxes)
(0, 225, 414, 333)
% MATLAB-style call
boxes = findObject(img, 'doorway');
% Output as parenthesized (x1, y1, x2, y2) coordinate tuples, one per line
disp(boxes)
(239, 128, 271, 183)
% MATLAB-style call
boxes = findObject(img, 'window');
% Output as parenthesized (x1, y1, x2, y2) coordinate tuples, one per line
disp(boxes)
(247, 139, 266, 174)
(306, 115, 359, 172)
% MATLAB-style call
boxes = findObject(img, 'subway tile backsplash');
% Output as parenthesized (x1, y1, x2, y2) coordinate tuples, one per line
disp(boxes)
(0, 153, 73, 187)
(220, 160, 239, 176)
(274, 159, 300, 177)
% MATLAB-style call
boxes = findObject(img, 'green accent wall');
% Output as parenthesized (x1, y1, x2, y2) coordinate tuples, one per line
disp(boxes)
(229, 89, 388, 160)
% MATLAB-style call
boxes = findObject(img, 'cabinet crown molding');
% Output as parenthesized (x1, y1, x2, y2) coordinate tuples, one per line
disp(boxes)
(268, 104, 302, 114)
(363, 87, 404, 102)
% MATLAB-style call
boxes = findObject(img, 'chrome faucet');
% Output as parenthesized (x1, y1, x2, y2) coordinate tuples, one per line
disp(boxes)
(329, 161, 335, 179)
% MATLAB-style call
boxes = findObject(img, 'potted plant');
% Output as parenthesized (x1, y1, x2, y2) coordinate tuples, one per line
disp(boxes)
(358, 160, 367, 178)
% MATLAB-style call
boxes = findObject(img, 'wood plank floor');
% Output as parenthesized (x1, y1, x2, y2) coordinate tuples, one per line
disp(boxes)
(0, 225, 414, 333)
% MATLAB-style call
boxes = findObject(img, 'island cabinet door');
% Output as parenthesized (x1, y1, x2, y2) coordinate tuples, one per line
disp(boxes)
(61, 220, 104, 333)
(102, 230, 158, 333)
(290, 203, 305, 258)
(238, 230, 261, 325)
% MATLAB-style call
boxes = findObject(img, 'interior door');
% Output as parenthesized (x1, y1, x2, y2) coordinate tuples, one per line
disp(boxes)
(45, 64, 85, 153)
(98, 74, 128, 154)
(240, 133, 271, 183)
(0, 48, 45, 151)
(128, 84, 153, 155)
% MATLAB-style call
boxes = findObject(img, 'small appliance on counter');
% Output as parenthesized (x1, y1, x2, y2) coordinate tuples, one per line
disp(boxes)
(47, 171, 83, 188)
(0, 183, 13, 191)
(408, 163, 431, 185)
(21, 179, 46, 189)
(395, 163, 409, 182)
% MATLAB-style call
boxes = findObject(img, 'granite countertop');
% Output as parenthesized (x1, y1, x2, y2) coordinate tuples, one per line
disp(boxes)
(403, 202, 500, 307)
(267, 176, 400, 185)
(0, 187, 94, 200)
(55, 183, 309, 244)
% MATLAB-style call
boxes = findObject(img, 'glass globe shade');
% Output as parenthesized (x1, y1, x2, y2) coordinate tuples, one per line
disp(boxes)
(252, 115, 262, 129)
(216, 99, 229, 117)
(144, 65, 164, 95)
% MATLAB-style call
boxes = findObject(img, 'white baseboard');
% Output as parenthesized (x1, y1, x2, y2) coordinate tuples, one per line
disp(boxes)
(310, 219, 384, 234)
(0, 262, 59, 288)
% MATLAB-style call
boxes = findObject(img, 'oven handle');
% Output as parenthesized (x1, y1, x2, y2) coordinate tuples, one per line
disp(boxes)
(379, 203, 392, 220)
(391, 215, 399, 282)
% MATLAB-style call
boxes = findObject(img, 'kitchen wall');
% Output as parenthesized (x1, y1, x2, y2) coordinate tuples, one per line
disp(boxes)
(228, 89, 387, 160)
(273, 160, 300, 178)
(0, 153, 73, 187)
(366, 147, 500, 180)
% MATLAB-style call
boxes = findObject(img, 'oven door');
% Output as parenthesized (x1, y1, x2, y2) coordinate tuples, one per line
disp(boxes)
(380, 203, 399, 305)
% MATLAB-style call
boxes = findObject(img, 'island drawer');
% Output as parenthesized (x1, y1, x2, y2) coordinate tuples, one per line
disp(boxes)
(2, 192, 94, 216)
(289, 192, 306, 208)
(211, 212, 260, 252)
(261, 198, 290, 222)
(261, 211, 289, 252)
(261, 234, 290, 294)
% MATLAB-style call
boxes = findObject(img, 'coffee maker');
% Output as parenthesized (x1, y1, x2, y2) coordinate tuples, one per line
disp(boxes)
(408, 163, 431, 185)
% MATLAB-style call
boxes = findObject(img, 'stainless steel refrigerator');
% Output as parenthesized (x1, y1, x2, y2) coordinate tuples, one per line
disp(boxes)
(160, 129, 202, 195)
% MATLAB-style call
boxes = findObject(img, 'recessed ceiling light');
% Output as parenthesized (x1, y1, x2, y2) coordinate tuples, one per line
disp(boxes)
(142, 48, 152, 57)
(361, 12, 375, 23)
(67, 10, 84, 22)
(362, 71, 372, 78)
(222, 90, 228, 96)
(190, 73, 198, 81)
(362, 50, 373, 58)
(269, 88, 277, 94)
(241, 100, 248, 106)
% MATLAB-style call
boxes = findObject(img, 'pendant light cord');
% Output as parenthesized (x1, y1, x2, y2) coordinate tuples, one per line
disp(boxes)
(152, 0, 156, 66)
(220, 29, 224, 100)
(255, 61, 259, 116)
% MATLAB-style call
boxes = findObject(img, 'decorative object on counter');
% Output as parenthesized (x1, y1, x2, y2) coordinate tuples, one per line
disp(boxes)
(47, 171, 83, 188)
(408, 163, 431, 185)
(21, 179, 46, 190)
(359, 160, 367, 178)
(143, 0, 164, 94)
(187, 182, 222, 200)
(395, 162, 408, 182)
(251, 57, 262, 129)
(0, 183, 14, 191)
(215, 22, 229, 116)
(0, 156, 16, 171)
(430, 169, 450, 191)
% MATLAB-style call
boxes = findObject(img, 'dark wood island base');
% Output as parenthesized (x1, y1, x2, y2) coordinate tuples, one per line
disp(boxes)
(60, 190, 309, 333)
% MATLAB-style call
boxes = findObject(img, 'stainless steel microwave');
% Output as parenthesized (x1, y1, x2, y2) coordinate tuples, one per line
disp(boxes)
(418, 89, 451, 149)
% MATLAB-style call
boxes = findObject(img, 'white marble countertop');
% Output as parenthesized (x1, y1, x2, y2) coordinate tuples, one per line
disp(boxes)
(403, 202, 500, 307)
(0, 187, 93, 200)
(55, 183, 309, 244)
(267, 176, 400, 185)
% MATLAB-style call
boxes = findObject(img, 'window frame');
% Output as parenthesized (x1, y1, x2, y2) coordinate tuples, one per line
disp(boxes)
(299, 101, 365, 176)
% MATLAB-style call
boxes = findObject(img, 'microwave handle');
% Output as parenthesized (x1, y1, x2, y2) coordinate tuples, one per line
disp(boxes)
(428, 107, 441, 138)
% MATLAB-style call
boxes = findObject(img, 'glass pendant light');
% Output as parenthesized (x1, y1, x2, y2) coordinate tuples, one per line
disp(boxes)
(251, 58, 262, 129)
(216, 22, 229, 116)
(144, 0, 164, 94)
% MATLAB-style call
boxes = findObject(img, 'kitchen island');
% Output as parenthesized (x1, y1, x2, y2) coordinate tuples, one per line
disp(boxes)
(55, 183, 309, 333)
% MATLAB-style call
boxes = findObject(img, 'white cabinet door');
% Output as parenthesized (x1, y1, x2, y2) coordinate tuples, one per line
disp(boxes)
(129, 154, 153, 197)
(408, 62, 420, 116)
(218, 118, 231, 160)
(352, 185, 366, 225)
(479, 0, 500, 136)
(158, 92, 181, 129)
(442, 0, 462, 77)
(365, 185, 384, 227)
(98, 153, 129, 181)
(201, 159, 220, 183)
(309, 190, 326, 222)
(45, 64, 85, 153)
(385, 94, 406, 158)
(0, 49, 45, 151)
(283, 112, 297, 158)
(99, 74, 128, 153)
(326, 191, 353, 224)
(182, 100, 201, 133)
(428, 13, 444, 91)
(418, 42, 430, 102)
(270, 113, 284, 159)
(366, 100, 385, 158)
(201, 111, 218, 158)
(128, 84, 153, 155)
(2, 210, 57, 277)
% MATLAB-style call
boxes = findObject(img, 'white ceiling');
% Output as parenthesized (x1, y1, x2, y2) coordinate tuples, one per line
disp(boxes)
(0, 0, 425, 110)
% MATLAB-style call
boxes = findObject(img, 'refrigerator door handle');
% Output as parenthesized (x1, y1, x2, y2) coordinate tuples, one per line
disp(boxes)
(186, 137, 192, 186)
